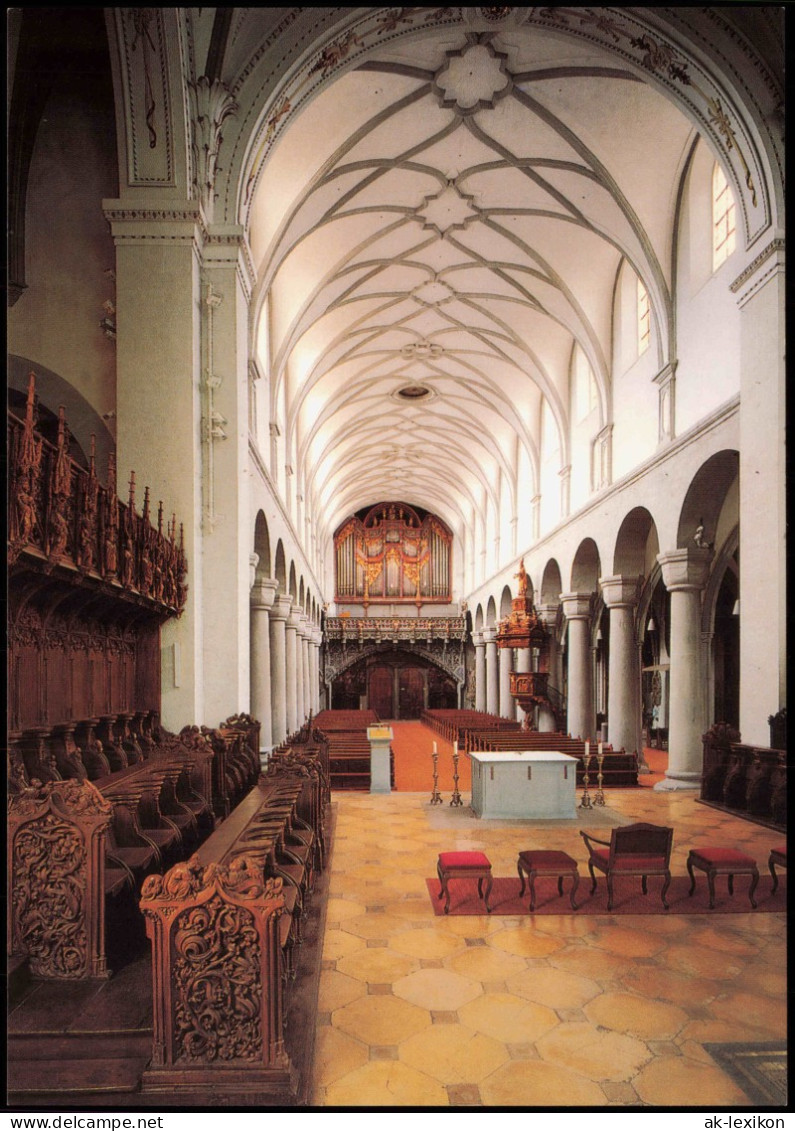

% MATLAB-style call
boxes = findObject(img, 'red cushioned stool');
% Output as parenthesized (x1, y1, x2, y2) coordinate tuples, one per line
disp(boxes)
(517, 850, 580, 911)
(768, 845, 786, 893)
(437, 851, 492, 914)
(687, 847, 759, 909)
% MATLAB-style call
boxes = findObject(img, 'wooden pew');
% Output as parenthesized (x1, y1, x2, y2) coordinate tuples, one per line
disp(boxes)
(138, 767, 328, 1100)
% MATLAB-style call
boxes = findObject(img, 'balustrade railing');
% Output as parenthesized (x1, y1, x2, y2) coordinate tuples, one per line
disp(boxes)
(8, 372, 187, 614)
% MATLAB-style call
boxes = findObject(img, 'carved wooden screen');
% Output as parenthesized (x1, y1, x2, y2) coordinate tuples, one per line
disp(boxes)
(334, 502, 452, 605)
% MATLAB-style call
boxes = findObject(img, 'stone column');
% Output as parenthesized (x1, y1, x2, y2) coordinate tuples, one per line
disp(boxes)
(284, 606, 300, 735)
(312, 631, 322, 715)
(473, 632, 486, 712)
(537, 603, 561, 732)
(498, 645, 513, 719)
(250, 577, 278, 752)
(269, 596, 291, 745)
(561, 593, 593, 740)
(600, 576, 641, 756)
(483, 628, 499, 716)
(294, 617, 305, 724)
(655, 548, 712, 789)
(514, 646, 531, 722)
(300, 619, 311, 722)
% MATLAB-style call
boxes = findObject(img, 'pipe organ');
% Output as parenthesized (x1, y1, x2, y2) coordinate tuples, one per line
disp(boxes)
(334, 502, 452, 606)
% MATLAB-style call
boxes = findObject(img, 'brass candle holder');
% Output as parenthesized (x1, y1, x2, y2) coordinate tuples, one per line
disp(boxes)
(450, 746, 463, 807)
(578, 750, 593, 810)
(594, 752, 606, 806)
(430, 748, 443, 805)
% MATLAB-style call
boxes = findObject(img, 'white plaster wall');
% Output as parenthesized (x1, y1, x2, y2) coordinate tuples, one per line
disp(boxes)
(675, 142, 741, 435)
(610, 261, 659, 481)
(466, 401, 739, 617)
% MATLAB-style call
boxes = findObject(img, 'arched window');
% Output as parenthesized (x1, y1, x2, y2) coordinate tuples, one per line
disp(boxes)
(712, 162, 736, 271)
(637, 277, 651, 356)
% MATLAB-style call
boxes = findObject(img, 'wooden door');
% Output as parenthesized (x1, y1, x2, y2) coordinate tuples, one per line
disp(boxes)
(398, 667, 424, 719)
(369, 665, 393, 718)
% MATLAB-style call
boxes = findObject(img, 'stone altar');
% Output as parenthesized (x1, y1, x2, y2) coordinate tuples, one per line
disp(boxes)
(469, 750, 578, 819)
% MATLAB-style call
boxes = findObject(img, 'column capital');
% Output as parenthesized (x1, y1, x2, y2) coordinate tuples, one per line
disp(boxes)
(286, 606, 302, 631)
(560, 592, 592, 620)
(657, 548, 713, 592)
(250, 576, 279, 610)
(269, 594, 293, 622)
(599, 575, 639, 609)
(473, 631, 485, 647)
(482, 627, 497, 645)
(536, 602, 560, 629)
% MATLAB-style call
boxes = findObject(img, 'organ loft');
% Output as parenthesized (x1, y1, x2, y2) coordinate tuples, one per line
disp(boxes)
(7, 6, 786, 1112)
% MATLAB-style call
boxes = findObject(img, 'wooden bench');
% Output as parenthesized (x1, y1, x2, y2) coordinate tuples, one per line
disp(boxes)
(138, 766, 329, 1100)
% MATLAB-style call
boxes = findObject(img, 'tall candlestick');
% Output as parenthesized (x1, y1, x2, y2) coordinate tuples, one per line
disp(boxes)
(430, 745, 442, 805)
(450, 743, 463, 807)
(585, 740, 590, 759)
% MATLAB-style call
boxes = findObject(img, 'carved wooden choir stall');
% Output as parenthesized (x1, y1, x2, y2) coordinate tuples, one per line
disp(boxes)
(8, 375, 330, 1103)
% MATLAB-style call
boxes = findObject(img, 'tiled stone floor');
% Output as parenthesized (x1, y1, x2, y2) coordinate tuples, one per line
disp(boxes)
(311, 786, 786, 1108)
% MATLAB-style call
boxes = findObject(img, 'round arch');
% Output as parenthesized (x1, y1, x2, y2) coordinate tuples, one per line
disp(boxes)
(677, 450, 739, 548)
(253, 510, 272, 577)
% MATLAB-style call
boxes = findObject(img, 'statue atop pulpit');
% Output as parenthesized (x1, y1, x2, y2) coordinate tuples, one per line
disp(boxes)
(515, 557, 528, 596)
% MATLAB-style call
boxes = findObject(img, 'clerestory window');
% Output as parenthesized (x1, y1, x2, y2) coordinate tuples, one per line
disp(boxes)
(712, 161, 736, 270)
(637, 277, 651, 356)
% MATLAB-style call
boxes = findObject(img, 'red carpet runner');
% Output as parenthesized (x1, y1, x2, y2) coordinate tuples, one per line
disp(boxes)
(388, 720, 471, 793)
(425, 874, 786, 916)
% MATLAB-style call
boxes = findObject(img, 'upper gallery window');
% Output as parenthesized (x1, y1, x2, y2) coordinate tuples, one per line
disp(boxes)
(637, 277, 651, 356)
(712, 161, 736, 270)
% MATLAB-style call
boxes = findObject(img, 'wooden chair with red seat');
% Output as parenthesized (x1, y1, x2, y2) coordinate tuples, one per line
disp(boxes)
(579, 822, 673, 911)
(768, 845, 786, 893)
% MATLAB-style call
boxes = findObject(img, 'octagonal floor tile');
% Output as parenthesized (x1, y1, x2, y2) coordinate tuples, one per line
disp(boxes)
(633, 1055, 751, 1106)
(326, 897, 367, 923)
(505, 967, 601, 1011)
(446, 945, 528, 983)
(708, 990, 787, 1036)
(342, 912, 411, 940)
(537, 1022, 651, 1081)
(313, 1024, 369, 1087)
(390, 927, 465, 960)
(333, 994, 431, 1045)
(322, 928, 367, 962)
(318, 969, 367, 1012)
(586, 924, 667, 957)
(619, 965, 723, 1008)
(528, 914, 594, 939)
(687, 924, 761, 956)
(382, 897, 436, 921)
(662, 943, 744, 981)
(323, 1060, 449, 1107)
(739, 967, 788, 998)
(548, 944, 633, 982)
(399, 1023, 508, 1084)
(336, 947, 420, 984)
(458, 992, 559, 1043)
(438, 915, 502, 938)
(584, 992, 689, 1040)
(489, 926, 564, 958)
(393, 967, 481, 1011)
(479, 1058, 607, 1107)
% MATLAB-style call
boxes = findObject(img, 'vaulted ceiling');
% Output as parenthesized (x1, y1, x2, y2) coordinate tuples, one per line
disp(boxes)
(244, 19, 696, 555)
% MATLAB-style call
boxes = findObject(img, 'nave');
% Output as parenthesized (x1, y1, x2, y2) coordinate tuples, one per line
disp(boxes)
(8, 723, 786, 1110)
